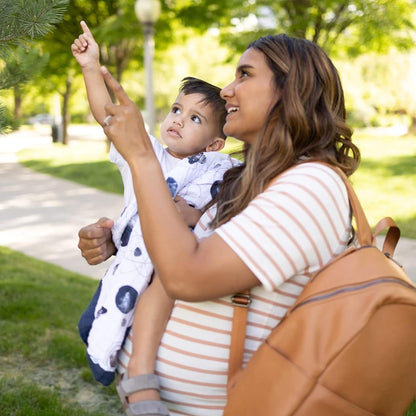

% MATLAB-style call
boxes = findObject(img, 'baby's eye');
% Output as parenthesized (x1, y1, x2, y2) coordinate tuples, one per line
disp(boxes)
(172, 106, 181, 114)
(191, 115, 201, 124)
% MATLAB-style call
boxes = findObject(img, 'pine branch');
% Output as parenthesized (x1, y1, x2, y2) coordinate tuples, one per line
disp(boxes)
(0, 0, 68, 47)
(16, 0, 68, 39)
(0, 0, 68, 132)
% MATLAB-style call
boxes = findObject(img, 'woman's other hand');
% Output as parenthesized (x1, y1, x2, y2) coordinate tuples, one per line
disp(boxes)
(78, 217, 116, 265)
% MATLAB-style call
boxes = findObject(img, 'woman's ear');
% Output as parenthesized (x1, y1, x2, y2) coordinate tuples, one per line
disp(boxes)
(206, 137, 225, 152)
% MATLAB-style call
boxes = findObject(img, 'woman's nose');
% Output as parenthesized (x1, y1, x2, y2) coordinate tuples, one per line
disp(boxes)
(220, 82, 234, 99)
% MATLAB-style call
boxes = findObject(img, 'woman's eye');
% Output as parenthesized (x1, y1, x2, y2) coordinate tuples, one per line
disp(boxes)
(240, 70, 249, 78)
(191, 115, 201, 124)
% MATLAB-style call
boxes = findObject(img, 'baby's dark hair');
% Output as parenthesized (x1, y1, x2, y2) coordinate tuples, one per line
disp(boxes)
(179, 76, 227, 139)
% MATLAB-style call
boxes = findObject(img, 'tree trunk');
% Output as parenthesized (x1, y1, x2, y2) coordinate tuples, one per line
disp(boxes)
(13, 86, 22, 121)
(62, 73, 73, 145)
(409, 116, 416, 136)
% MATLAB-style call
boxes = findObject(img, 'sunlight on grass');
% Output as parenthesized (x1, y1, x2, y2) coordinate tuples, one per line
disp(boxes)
(18, 139, 109, 163)
(18, 141, 123, 194)
(352, 132, 416, 237)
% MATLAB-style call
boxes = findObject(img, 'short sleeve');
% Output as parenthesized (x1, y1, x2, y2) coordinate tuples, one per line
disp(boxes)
(215, 163, 351, 291)
(110, 136, 168, 206)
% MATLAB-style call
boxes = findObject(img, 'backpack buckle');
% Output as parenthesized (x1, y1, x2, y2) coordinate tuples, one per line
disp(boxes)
(231, 293, 252, 307)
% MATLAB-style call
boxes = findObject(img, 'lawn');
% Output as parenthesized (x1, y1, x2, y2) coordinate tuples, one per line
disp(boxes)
(17, 129, 416, 238)
(351, 131, 416, 239)
(0, 246, 124, 416)
(18, 140, 124, 195)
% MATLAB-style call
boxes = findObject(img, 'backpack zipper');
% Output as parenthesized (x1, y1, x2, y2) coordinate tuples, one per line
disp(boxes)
(291, 277, 416, 313)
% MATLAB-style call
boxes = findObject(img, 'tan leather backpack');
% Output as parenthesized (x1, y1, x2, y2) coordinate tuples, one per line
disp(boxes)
(225, 168, 416, 416)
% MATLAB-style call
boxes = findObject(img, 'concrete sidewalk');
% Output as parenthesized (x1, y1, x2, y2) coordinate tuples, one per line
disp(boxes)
(0, 128, 123, 279)
(1, 128, 415, 282)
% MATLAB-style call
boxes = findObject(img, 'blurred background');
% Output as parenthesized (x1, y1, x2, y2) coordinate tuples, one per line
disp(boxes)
(1, 0, 416, 140)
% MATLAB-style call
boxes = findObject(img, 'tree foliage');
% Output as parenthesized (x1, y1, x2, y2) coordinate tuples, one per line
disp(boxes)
(0, 48, 49, 91)
(0, 0, 68, 132)
(37, 0, 145, 143)
(0, 0, 68, 55)
(3, 0, 416, 136)
(172, 0, 416, 57)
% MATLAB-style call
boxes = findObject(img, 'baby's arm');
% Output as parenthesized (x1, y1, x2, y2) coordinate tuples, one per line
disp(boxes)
(71, 21, 110, 125)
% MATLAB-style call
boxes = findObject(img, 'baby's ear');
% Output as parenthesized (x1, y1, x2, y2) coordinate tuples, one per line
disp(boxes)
(206, 137, 225, 152)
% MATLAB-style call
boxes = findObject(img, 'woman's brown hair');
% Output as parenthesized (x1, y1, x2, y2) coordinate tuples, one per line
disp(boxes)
(210, 34, 360, 228)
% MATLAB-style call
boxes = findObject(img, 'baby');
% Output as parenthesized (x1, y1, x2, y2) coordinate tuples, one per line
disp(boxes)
(72, 21, 237, 415)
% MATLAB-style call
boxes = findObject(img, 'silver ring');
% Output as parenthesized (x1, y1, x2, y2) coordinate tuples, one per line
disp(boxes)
(103, 115, 112, 126)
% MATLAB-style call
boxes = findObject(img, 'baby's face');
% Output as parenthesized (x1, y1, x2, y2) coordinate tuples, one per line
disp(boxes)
(160, 92, 221, 159)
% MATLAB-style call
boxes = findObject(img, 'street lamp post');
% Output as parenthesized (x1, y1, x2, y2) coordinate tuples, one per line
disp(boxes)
(135, 0, 161, 136)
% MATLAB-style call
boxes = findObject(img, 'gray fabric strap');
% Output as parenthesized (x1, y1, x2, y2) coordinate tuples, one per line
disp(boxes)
(126, 400, 170, 416)
(120, 373, 160, 396)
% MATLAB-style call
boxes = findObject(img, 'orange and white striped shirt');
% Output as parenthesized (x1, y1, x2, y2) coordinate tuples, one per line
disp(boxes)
(119, 162, 351, 415)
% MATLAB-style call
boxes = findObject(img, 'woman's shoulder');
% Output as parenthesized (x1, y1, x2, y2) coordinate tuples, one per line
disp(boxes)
(263, 162, 348, 211)
(272, 162, 345, 192)
(281, 161, 340, 179)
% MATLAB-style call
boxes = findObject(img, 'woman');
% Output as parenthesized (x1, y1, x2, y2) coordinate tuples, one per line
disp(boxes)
(79, 34, 360, 415)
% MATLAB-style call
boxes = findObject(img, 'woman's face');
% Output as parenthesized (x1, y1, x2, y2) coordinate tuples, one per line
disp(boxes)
(220, 48, 279, 144)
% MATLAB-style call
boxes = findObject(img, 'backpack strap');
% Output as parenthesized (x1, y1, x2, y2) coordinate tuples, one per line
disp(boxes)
(332, 167, 373, 246)
(228, 291, 251, 382)
(332, 166, 400, 254)
(373, 216, 400, 256)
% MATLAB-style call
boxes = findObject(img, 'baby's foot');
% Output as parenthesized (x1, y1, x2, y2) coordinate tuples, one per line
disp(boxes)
(116, 372, 169, 416)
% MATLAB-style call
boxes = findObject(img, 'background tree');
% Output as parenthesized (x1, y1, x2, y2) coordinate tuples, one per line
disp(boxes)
(29, 0, 122, 144)
(170, 0, 416, 129)
(37, 0, 179, 144)
(340, 50, 416, 131)
(0, 0, 68, 133)
(4, 0, 416, 137)
(173, 0, 416, 57)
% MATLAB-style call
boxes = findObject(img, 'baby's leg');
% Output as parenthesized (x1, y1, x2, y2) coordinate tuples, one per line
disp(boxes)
(127, 272, 174, 404)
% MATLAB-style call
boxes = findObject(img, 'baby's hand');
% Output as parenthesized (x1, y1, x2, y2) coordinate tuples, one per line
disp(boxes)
(174, 196, 203, 228)
(71, 21, 100, 68)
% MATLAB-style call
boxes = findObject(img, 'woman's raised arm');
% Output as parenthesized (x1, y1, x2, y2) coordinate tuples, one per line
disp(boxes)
(100, 67, 259, 301)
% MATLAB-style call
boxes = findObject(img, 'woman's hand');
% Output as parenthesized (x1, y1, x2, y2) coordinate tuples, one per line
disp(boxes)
(78, 217, 116, 265)
(100, 67, 152, 164)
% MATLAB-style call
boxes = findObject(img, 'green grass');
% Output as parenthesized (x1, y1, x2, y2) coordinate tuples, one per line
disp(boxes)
(0, 246, 124, 416)
(351, 132, 416, 239)
(17, 130, 416, 238)
(18, 141, 123, 195)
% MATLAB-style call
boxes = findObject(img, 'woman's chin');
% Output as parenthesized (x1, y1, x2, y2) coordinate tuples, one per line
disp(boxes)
(223, 123, 236, 139)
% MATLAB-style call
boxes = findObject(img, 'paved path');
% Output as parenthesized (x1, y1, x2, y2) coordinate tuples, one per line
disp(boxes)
(0, 127, 123, 279)
(1, 127, 415, 283)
